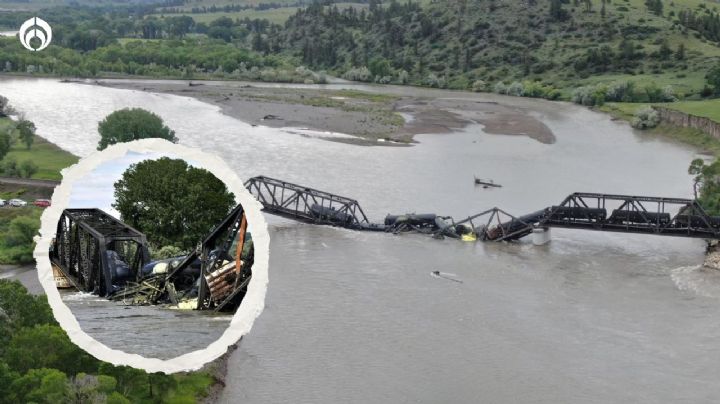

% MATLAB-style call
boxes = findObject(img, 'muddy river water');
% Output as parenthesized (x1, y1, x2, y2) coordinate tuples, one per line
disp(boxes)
(2, 78, 720, 402)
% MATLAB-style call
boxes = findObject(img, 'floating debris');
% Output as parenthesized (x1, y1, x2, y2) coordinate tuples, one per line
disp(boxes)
(431, 270, 463, 283)
(474, 177, 502, 188)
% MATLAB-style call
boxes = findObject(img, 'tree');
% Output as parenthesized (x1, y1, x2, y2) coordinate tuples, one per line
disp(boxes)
(549, 0, 569, 21)
(1, 214, 40, 263)
(4, 324, 96, 374)
(165, 16, 194, 38)
(674, 43, 686, 61)
(688, 158, 720, 214)
(18, 160, 38, 179)
(0, 280, 54, 334)
(113, 158, 235, 250)
(16, 119, 35, 150)
(9, 368, 69, 403)
(707, 63, 720, 95)
(0, 95, 12, 117)
(97, 108, 178, 151)
(0, 129, 10, 161)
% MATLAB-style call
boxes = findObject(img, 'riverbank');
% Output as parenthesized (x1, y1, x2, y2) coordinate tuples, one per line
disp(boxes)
(599, 103, 720, 157)
(94, 79, 557, 145)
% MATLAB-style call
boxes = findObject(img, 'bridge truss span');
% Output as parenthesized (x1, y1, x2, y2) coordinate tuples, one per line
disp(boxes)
(245, 176, 370, 228)
(540, 192, 720, 239)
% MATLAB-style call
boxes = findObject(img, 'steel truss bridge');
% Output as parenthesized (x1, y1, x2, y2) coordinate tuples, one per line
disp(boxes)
(50, 209, 150, 297)
(245, 176, 720, 241)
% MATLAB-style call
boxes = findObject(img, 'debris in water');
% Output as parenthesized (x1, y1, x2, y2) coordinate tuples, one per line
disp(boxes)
(474, 177, 502, 188)
(431, 270, 463, 283)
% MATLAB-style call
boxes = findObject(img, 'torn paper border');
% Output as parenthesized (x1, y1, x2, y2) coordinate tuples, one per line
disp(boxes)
(32, 138, 269, 373)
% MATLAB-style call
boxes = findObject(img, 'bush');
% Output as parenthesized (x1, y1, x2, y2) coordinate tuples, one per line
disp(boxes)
(662, 85, 678, 102)
(571, 84, 607, 106)
(0, 157, 19, 177)
(506, 81, 524, 96)
(605, 81, 635, 102)
(343, 67, 372, 82)
(397, 70, 409, 84)
(472, 80, 487, 92)
(425, 73, 446, 88)
(631, 106, 660, 129)
(493, 81, 508, 94)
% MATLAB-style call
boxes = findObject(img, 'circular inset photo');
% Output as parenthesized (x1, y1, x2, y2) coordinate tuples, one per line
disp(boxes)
(34, 139, 269, 373)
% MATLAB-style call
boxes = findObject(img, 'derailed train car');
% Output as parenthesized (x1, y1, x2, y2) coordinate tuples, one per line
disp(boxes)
(50, 204, 253, 312)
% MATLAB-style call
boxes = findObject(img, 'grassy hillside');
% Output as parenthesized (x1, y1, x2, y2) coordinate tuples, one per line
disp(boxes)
(264, 0, 720, 95)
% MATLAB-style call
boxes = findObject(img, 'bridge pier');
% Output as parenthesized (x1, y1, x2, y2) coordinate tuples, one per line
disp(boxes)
(532, 227, 551, 246)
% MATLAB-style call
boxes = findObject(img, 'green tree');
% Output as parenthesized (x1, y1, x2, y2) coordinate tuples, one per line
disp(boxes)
(0, 95, 11, 117)
(113, 158, 235, 250)
(4, 324, 96, 374)
(707, 63, 720, 95)
(549, 0, 568, 21)
(97, 108, 178, 151)
(19, 159, 38, 179)
(675, 43, 686, 60)
(0, 361, 19, 399)
(0, 129, 10, 161)
(689, 158, 720, 214)
(16, 119, 35, 150)
(1, 215, 40, 263)
(9, 368, 69, 403)
(0, 280, 54, 335)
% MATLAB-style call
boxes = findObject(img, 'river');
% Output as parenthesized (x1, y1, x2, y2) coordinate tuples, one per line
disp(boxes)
(1, 77, 719, 402)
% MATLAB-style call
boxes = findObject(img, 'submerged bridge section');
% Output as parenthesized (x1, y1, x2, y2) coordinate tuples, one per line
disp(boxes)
(246, 176, 720, 241)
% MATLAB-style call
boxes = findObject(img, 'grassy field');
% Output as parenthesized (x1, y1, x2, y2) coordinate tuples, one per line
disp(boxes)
(658, 98, 720, 122)
(155, 2, 367, 24)
(0, 118, 78, 180)
(183, 8, 301, 24)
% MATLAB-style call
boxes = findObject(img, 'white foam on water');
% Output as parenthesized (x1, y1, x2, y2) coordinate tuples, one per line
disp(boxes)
(671, 265, 720, 298)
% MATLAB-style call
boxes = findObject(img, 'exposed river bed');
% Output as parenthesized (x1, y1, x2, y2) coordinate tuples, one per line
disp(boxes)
(1, 77, 719, 402)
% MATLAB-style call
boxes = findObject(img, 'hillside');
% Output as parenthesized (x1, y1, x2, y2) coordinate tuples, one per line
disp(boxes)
(266, 0, 720, 94)
(2, 0, 720, 97)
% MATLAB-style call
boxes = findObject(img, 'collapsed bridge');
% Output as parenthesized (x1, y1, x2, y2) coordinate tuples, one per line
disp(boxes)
(245, 176, 720, 241)
(50, 205, 253, 312)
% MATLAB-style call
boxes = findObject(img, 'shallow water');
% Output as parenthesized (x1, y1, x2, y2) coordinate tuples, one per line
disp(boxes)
(1, 77, 718, 402)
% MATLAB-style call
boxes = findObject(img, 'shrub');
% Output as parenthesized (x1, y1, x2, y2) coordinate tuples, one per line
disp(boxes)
(506, 81, 524, 96)
(425, 73, 446, 88)
(472, 80, 487, 92)
(397, 70, 409, 84)
(493, 81, 508, 94)
(571, 84, 607, 106)
(662, 85, 678, 102)
(605, 81, 635, 102)
(343, 67, 372, 82)
(631, 106, 660, 129)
